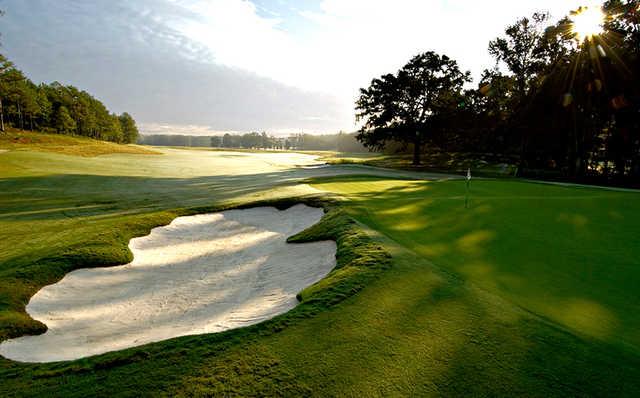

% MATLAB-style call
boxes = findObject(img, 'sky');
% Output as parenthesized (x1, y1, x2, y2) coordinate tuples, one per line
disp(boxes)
(0, 0, 597, 135)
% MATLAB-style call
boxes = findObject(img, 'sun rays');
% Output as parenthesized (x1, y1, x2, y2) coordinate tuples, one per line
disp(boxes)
(571, 5, 606, 42)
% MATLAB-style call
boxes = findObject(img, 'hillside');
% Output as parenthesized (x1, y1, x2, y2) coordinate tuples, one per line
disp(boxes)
(0, 129, 159, 157)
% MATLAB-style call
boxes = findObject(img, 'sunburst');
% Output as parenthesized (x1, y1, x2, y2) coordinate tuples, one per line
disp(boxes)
(571, 6, 606, 42)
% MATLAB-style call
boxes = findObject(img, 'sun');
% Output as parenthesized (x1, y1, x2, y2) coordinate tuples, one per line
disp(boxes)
(571, 6, 606, 42)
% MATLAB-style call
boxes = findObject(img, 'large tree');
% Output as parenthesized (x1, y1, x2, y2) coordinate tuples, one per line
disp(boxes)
(603, 0, 640, 177)
(488, 13, 556, 99)
(356, 52, 470, 165)
(487, 12, 574, 173)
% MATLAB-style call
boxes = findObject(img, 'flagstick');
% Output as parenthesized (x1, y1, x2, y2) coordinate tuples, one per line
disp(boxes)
(465, 168, 471, 209)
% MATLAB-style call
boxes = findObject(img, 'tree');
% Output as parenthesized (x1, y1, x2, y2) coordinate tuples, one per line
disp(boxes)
(603, 0, 640, 177)
(0, 53, 140, 142)
(118, 112, 138, 143)
(105, 114, 124, 143)
(0, 54, 15, 132)
(260, 131, 270, 149)
(54, 106, 76, 134)
(35, 86, 52, 128)
(222, 133, 234, 148)
(210, 136, 221, 147)
(356, 51, 470, 165)
(487, 12, 571, 173)
(22, 84, 41, 130)
(1, 66, 29, 130)
(488, 13, 554, 99)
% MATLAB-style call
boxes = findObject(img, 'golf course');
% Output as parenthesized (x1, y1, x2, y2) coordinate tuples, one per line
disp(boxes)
(2, 0, 640, 395)
(0, 132, 639, 396)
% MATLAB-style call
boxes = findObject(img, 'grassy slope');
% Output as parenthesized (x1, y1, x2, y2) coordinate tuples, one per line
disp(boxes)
(0, 143, 639, 396)
(0, 129, 158, 157)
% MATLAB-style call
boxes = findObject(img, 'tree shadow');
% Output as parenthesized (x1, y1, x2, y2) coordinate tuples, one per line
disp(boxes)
(311, 175, 640, 353)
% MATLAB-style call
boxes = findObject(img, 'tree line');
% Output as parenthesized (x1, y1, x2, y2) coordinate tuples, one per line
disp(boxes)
(139, 131, 367, 152)
(357, 0, 639, 182)
(0, 53, 139, 144)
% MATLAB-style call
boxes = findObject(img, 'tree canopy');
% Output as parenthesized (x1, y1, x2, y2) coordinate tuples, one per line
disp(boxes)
(0, 53, 138, 143)
(355, 1, 640, 184)
(356, 51, 470, 165)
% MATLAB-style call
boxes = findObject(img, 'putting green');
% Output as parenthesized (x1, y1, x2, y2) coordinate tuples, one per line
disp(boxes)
(310, 176, 640, 351)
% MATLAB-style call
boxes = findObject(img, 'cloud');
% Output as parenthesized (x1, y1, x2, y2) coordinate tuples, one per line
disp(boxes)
(0, 0, 352, 133)
(171, 1, 594, 91)
(0, 0, 598, 134)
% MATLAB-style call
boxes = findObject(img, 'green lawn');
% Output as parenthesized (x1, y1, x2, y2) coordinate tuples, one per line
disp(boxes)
(0, 141, 639, 396)
(310, 176, 640, 352)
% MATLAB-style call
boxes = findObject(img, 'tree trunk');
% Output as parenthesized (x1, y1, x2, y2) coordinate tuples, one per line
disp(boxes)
(0, 97, 4, 132)
(412, 132, 421, 165)
(516, 127, 527, 177)
(17, 102, 23, 130)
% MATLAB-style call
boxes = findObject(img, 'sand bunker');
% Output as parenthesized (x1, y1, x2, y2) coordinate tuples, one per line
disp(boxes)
(0, 205, 336, 363)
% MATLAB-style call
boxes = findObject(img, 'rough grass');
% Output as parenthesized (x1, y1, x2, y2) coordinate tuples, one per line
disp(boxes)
(0, 129, 159, 157)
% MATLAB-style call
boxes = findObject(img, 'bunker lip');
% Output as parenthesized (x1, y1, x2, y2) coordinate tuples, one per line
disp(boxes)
(0, 204, 336, 363)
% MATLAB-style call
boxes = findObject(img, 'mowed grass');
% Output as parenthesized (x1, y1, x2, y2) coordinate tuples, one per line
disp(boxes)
(0, 142, 639, 396)
(310, 176, 640, 351)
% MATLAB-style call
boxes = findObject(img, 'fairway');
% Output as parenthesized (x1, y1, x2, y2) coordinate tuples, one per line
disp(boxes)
(1, 146, 639, 396)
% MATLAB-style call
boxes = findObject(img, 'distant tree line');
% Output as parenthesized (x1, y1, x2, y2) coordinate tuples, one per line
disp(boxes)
(138, 134, 217, 148)
(139, 131, 368, 152)
(357, 0, 640, 183)
(0, 53, 139, 143)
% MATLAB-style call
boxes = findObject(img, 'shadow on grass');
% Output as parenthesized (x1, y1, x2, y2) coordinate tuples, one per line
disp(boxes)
(169, 241, 640, 397)
(1, 172, 639, 396)
(0, 198, 392, 395)
(308, 175, 640, 354)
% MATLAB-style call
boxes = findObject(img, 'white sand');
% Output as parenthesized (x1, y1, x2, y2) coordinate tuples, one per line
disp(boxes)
(0, 205, 336, 363)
